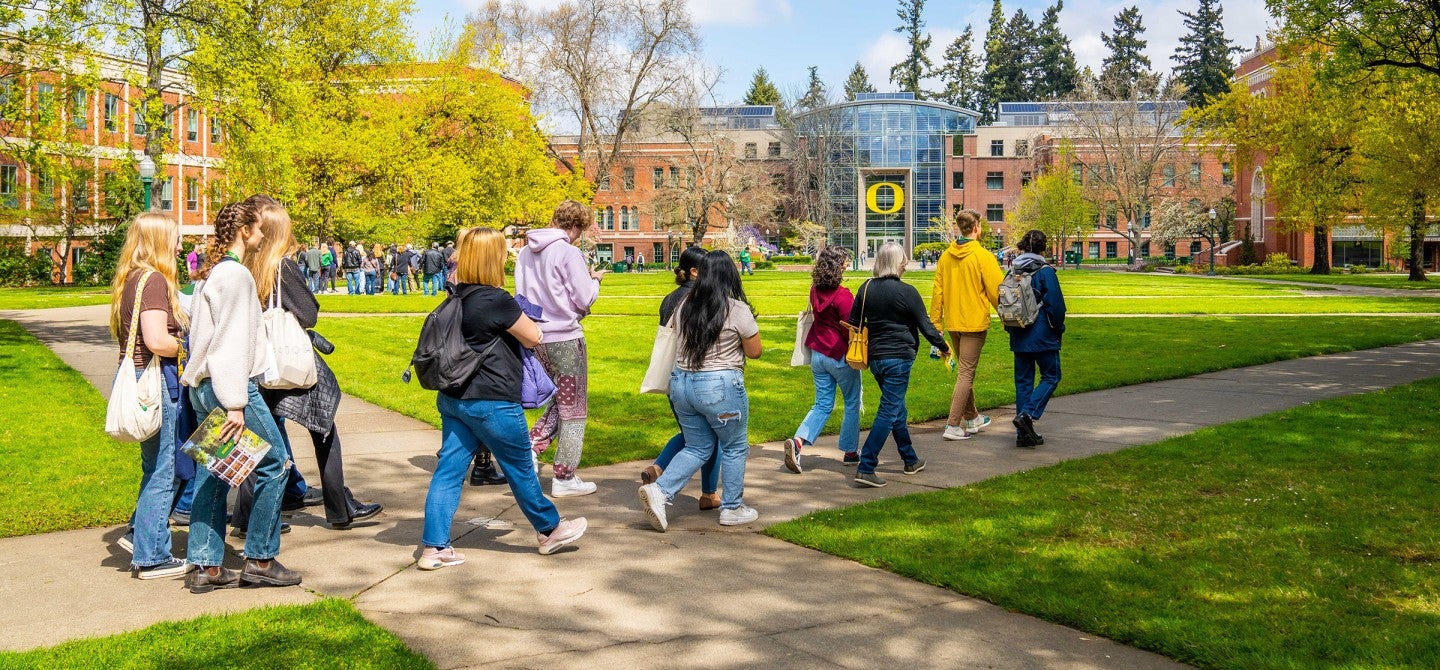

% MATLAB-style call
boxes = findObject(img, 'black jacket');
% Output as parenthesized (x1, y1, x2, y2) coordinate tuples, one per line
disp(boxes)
(659, 280, 694, 326)
(277, 259, 319, 327)
(264, 259, 337, 434)
(847, 276, 949, 362)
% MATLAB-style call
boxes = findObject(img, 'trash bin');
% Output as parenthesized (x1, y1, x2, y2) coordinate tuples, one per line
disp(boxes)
(611, 261, 629, 273)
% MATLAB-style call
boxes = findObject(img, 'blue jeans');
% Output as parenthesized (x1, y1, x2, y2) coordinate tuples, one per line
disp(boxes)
(308, 269, 323, 293)
(858, 358, 919, 475)
(172, 476, 196, 514)
(795, 351, 862, 454)
(424, 273, 443, 296)
(654, 397, 719, 495)
(346, 269, 362, 294)
(659, 369, 749, 510)
(364, 271, 378, 295)
(187, 379, 291, 566)
(133, 379, 178, 568)
(1014, 350, 1062, 420)
(428, 394, 560, 547)
(390, 274, 409, 295)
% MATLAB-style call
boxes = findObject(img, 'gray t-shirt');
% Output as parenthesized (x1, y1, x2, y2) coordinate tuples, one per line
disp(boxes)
(676, 298, 760, 372)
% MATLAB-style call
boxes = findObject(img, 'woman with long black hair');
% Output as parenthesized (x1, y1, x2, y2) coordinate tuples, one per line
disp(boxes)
(638, 250, 762, 531)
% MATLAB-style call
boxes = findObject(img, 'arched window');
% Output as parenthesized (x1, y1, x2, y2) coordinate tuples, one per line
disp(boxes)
(604, 206, 614, 230)
(1250, 169, 1265, 242)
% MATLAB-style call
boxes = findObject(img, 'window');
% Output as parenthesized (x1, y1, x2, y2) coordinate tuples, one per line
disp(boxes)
(72, 177, 89, 211)
(770, 173, 785, 189)
(36, 83, 56, 122)
(744, 142, 757, 159)
(104, 94, 118, 132)
(767, 141, 781, 158)
(186, 109, 199, 142)
(1165, 243, 1176, 260)
(1071, 163, 1083, 185)
(134, 101, 147, 136)
(37, 169, 55, 208)
(1105, 241, 1117, 259)
(0, 165, 16, 208)
(1222, 162, 1233, 186)
(1021, 171, 1032, 187)
(1162, 163, 1175, 187)
(1141, 241, 1151, 257)
(597, 174, 610, 191)
(1141, 204, 1152, 229)
(1190, 240, 1202, 255)
(162, 104, 177, 138)
(622, 167, 634, 190)
(185, 177, 199, 211)
(622, 206, 638, 230)
(159, 178, 173, 211)
(952, 171, 964, 189)
(990, 139, 1004, 156)
(986, 171, 1004, 190)
(1070, 242, 1082, 257)
(602, 206, 614, 230)
(210, 117, 222, 144)
(1088, 241, 1099, 259)
(0, 77, 13, 120)
(985, 204, 1004, 223)
(652, 167, 664, 189)
(1105, 201, 1117, 227)
(71, 89, 87, 129)
(952, 135, 963, 156)
(1189, 162, 1201, 184)
(668, 167, 679, 187)
(1016, 139, 1029, 157)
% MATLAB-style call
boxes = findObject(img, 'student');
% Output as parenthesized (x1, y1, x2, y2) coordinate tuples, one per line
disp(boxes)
(181, 201, 301, 594)
(515, 200, 606, 498)
(393, 244, 414, 295)
(421, 227, 587, 568)
(851, 243, 950, 488)
(343, 241, 363, 295)
(784, 245, 862, 473)
(929, 209, 1003, 441)
(738, 247, 753, 275)
(110, 212, 191, 579)
(638, 246, 719, 510)
(1007, 230, 1066, 448)
(422, 242, 446, 296)
(304, 242, 323, 294)
(361, 249, 379, 296)
(638, 250, 762, 531)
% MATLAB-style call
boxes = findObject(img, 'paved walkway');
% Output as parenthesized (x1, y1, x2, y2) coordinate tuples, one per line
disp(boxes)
(4, 305, 1440, 669)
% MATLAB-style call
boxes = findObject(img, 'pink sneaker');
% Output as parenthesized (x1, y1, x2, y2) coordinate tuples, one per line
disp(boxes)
(418, 546, 465, 570)
(537, 517, 587, 555)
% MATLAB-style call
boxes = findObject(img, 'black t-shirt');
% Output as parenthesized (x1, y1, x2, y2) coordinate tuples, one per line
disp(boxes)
(449, 284, 524, 402)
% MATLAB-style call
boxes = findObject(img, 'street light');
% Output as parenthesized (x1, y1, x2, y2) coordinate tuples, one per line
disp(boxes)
(138, 155, 156, 212)
(1206, 207, 1218, 276)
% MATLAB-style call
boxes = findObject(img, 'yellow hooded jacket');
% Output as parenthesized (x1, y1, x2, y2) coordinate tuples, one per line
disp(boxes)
(929, 239, 1004, 333)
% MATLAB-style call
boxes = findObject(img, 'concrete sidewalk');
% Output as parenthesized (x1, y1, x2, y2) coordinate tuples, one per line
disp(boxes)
(4, 305, 1440, 669)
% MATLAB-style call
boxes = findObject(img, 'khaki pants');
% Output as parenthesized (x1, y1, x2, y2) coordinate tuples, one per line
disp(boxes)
(947, 331, 987, 426)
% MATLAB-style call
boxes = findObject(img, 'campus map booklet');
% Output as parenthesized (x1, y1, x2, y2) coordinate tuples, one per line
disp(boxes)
(181, 408, 273, 487)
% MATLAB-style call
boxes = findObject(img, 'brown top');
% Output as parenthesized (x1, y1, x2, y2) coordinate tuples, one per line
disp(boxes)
(117, 271, 181, 368)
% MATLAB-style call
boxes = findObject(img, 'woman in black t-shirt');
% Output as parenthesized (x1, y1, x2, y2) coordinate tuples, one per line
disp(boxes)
(419, 227, 588, 569)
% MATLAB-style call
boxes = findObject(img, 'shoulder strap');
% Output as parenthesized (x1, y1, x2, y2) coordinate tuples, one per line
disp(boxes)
(857, 280, 870, 327)
(124, 271, 156, 361)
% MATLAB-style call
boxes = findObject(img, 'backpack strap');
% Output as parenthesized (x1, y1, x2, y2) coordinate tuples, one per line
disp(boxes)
(124, 270, 157, 362)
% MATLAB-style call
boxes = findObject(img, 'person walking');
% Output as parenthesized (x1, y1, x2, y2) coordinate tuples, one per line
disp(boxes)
(514, 200, 606, 498)
(420, 227, 588, 568)
(422, 242, 445, 296)
(637, 247, 720, 510)
(638, 250, 762, 531)
(304, 242, 323, 294)
(109, 212, 191, 580)
(1007, 230, 1066, 448)
(738, 247, 753, 275)
(929, 209, 1003, 442)
(343, 241, 363, 295)
(850, 242, 950, 488)
(181, 201, 302, 593)
(783, 246, 862, 473)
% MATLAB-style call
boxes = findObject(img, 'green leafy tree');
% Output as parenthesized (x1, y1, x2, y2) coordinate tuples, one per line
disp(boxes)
(933, 25, 982, 109)
(1353, 73, 1440, 281)
(743, 67, 782, 106)
(797, 66, 829, 110)
(1008, 146, 1096, 256)
(1100, 6, 1156, 98)
(1033, 1, 1079, 99)
(843, 62, 876, 101)
(1171, 0, 1241, 107)
(889, 0, 932, 98)
(1268, 0, 1440, 78)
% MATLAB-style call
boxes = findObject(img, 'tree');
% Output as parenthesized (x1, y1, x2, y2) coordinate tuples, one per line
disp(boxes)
(933, 25, 982, 109)
(784, 219, 828, 256)
(1007, 146, 1095, 256)
(1268, 0, 1440, 78)
(979, 0, 1009, 121)
(1033, 1, 1079, 99)
(1353, 73, 1440, 281)
(843, 61, 876, 101)
(1100, 6, 1156, 98)
(889, 0, 932, 98)
(1172, 0, 1241, 107)
(743, 67, 782, 106)
(796, 66, 828, 111)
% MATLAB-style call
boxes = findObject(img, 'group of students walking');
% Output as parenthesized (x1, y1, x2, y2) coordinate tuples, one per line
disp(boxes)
(108, 197, 1065, 582)
(293, 240, 455, 297)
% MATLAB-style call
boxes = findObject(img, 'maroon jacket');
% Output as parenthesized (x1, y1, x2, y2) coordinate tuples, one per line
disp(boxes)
(805, 285, 855, 362)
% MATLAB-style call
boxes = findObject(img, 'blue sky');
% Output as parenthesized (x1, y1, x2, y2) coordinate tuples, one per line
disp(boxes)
(409, 0, 1273, 105)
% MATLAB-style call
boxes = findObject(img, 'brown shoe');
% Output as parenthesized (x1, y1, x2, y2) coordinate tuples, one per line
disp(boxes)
(640, 464, 663, 485)
(698, 492, 721, 510)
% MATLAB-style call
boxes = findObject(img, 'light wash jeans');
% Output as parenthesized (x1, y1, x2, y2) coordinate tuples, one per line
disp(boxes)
(424, 273, 443, 296)
(427, 394, 561, 548)
(346, 269, 362, 294)
(795, 351, 862, 454)
(187, 378, 291, 566)
(652, 396, 719, 494)
(659, 369, 750, 510)
(132, 374, 178, 568)
(858, 358, 920, 475)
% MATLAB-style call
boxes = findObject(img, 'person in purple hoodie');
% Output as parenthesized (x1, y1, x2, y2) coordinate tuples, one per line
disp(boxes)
(514, 200, 606, 498)
(783, 245, 862, 474)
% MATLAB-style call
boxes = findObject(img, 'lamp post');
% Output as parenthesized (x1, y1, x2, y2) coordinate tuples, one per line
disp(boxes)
(138, 155, 156, 212)
(1207, 207, 1218, 276)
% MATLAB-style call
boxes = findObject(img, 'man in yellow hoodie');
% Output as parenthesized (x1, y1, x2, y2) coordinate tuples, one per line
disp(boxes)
(929, 210, 1004, 441)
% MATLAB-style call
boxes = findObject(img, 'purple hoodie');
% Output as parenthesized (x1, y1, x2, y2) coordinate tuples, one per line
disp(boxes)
(513, 228, 599, 342)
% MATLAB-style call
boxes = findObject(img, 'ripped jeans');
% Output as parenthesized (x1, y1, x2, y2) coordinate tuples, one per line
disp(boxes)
(658, 368, 750, 510)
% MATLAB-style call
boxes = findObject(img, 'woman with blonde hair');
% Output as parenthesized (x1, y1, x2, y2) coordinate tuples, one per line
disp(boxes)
(420, 227, 587, 568)
(109, 212, 191, 579)
(929, 209, 1003, 441)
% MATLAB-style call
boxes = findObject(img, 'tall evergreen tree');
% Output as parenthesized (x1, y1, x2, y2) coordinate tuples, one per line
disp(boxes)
(1000, 9, 1040, 100)
(889, 0, 933, 98)
(798, 65, 829, 109)
(979, 0, 1008, 121)
(933, 24, 982, 109)
(843, 61, 877, 101)
(743, 67, 782, 106)
(1100, 6, 1155, 98)
(1171, 0, 1241, 107)
(1034, 0, 1080, 99)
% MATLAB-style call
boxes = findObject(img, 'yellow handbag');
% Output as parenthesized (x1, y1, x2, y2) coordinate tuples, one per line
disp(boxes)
(843, 280, 870, 370)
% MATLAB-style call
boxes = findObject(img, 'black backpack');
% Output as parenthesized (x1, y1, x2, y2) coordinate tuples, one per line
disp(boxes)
(403, 285, 497, 392)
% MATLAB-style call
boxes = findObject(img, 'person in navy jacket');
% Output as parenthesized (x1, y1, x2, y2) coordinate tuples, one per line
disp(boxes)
(1006, 230, 1066, 448)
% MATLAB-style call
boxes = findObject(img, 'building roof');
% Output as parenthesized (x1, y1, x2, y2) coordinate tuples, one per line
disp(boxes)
(798, 94, 981, 121)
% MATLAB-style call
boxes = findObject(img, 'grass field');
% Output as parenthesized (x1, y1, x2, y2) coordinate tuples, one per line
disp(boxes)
(0, 320, 138, 537)
(1229, 273, 1440, 290)
(767, 377, 1440, 669)
(0, 599, 433, 669)
(0, 285, 111, 310)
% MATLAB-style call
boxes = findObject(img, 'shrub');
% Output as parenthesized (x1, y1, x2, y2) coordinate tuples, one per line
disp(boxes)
(71, 224, 130, 286)
(753, 260, 775, 270)
(768, 255, 812, 264)
(0, 240, 54, 286)
(912, 242, 948, 260)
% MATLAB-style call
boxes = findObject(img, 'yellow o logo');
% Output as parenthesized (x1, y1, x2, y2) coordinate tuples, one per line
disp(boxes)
(866, 182, 904, 214)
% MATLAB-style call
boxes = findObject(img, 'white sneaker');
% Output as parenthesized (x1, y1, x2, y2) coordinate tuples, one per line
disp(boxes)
(942, 425, 972, 441)
(531, 451, 541, 474)
(719, 505, 759, 526)
(418, 546, 466, 570)
(551, 476, 597, 497)
(538, 517, 587, 555)
(964, 415, 992, 432)
(638, 483, 669, 532)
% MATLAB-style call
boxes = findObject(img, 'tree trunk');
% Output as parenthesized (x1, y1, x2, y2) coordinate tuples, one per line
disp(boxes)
(1309, 224, 1330, 275)
(1409, 191, 1429, 282)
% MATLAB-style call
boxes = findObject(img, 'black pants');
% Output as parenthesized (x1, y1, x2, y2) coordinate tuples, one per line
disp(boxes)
(233, 424, 355, 527)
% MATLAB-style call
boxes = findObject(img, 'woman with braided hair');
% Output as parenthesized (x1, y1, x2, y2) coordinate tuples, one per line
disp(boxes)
(181, 201, 303, 594)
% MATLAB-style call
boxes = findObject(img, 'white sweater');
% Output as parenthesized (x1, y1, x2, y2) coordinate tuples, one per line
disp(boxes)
(181, 260, 271, 410)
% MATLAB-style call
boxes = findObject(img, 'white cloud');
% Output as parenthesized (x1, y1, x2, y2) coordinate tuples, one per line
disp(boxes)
(690, 0, 792, 27)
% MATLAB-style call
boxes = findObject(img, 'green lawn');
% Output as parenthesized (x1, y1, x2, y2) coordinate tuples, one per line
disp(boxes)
(1229, 273, 1440, 290)
(0, 320, 138, 537)
(768, 377, 1440, 670)
(320, 314, 1440, 467)
(0, 285, 111, 310)
(0, 599, 433, 669)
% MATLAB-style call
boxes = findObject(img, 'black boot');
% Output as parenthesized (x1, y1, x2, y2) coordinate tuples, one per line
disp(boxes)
(469, 449, 507, 486)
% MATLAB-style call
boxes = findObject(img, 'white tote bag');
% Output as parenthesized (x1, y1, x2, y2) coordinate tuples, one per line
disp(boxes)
(790, 308, 814, 367)
(260, 267, 318, 390)
(640, 309, 680, 395)
(105, 272, 165, 442)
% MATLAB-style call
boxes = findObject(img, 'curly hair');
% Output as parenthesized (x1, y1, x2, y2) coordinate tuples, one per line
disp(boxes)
(551, 199, 592, 232)
(1016, 230, 1048, 254)
(810, 245, 848, 289)
(196, 202, 258, 280)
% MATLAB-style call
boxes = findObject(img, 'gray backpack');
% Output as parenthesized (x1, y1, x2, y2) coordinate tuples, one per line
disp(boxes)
(997, 267, 1043, 328)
